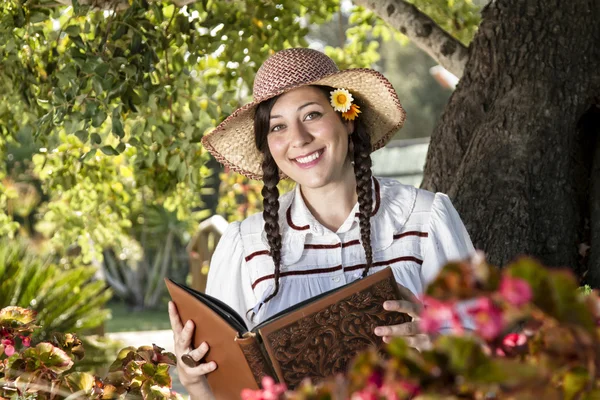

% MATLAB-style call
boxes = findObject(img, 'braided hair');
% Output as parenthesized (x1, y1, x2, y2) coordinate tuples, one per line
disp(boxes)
(253, 86, 374, 309)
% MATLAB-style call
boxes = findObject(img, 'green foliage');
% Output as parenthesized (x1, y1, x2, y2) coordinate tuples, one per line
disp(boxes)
(0, 0, 339, 261)
(409, 0, 482, 45)
(0, 238, 111, 340)
(217, 171, 295, 222)
(0, 0, 485, 264)
(0, 306, 182, 399)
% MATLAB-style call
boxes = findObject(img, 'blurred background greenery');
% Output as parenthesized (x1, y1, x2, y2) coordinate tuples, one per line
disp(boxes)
(0, 0, 483, 348)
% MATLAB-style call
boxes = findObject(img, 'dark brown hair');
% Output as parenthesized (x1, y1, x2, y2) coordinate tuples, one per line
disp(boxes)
(253, 86, 374, 309)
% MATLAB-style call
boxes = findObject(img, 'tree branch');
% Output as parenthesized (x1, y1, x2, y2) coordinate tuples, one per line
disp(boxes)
(353, 0, 468, 78)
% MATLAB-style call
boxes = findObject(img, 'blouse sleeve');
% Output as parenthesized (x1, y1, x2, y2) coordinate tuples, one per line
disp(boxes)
(420, 193, 475, 285)
(205, 221, 258, 330)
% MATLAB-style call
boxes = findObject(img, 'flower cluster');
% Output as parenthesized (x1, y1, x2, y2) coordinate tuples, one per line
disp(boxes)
(240, 255, 600, 399)
(0, 306, 35, 357)
(419, 273, 533, 342)
(0, 306, 182, 400)
(330, 88, 361, 121)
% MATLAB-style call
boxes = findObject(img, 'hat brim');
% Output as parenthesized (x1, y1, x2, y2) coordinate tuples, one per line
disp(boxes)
(201, 68, 406, 180)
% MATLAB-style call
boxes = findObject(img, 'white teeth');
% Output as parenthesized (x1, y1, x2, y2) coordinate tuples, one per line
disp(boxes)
(295, 151, 321, 164)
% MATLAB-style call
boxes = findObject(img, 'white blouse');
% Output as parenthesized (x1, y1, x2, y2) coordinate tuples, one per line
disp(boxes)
(205, 177, 474, 330)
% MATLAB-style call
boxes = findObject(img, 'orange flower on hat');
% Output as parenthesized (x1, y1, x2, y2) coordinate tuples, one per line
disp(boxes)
(330, 88, 354, 112)
(342, 103, 361, 121)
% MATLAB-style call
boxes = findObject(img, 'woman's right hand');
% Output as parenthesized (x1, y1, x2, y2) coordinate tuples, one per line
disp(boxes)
(168, 301, 217, 399)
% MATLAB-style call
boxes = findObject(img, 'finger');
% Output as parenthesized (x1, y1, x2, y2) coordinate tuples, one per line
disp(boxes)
(404, 334, 433, 351)
(168, 301, 184, 333)
(176, 320, 195, 354)
(374, 321, 420, 337)
(185, 342, 210, 362)
(396, 284, 421, 304)
(192, 361, 217, 375)
(383, 300, 422, 317)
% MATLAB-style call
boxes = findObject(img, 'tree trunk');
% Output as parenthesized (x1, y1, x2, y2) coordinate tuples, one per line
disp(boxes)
(421, 0, 600, 283)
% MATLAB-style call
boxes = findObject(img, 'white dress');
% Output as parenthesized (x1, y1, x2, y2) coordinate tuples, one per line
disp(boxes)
(205, 177, 475, 330)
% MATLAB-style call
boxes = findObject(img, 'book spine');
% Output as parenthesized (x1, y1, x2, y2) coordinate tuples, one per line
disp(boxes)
(235, 332, 278, 386)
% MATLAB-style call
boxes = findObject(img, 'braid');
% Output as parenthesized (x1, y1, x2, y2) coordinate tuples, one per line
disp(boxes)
(351, 122, 374, 278)
(260, 151, 283, 305)
(252, 95, 284, 314)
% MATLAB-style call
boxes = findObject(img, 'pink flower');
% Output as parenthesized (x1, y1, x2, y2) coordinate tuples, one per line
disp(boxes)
(367, 370, 383, 388)
(241, 376, 286, 400)
(466, 297, 504, 341)
(1, 338, 15, 356)
(351, 385, 378, 400)
(419, 296, 463, 335)
(20, 335, 31, 347)
(499, 276, 532, 307)
(502, 332, 527, 348)
(377, 380, 421, 400)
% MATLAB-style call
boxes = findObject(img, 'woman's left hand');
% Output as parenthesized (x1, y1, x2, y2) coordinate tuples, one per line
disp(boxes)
(374, 284, 433, 351)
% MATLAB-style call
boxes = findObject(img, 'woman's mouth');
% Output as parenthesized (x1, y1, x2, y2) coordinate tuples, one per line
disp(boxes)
(293, 149, 325, 168)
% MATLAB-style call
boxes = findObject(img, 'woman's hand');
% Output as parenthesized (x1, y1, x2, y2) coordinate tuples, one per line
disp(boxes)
(168, 301, 217, 400)
(374, 284, 433, 351)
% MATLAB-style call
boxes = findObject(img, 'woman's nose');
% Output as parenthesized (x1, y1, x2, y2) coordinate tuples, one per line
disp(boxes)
(289, 123, 313, 147)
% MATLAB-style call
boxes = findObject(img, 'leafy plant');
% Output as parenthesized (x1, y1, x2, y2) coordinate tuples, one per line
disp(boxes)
(0, 306, 182, 400)
(241, 255, 600, 399)
(0, 238, 111, 340)
(102, 204, 193, 311)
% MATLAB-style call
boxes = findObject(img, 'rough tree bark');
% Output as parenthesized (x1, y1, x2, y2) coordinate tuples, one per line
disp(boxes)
(417, 0, 600, 284)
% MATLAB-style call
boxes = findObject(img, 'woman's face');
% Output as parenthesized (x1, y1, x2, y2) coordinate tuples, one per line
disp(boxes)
(267, 86, 354, 189)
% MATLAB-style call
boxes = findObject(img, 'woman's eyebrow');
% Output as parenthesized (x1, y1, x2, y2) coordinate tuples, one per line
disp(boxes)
(270, 101, 320, 119)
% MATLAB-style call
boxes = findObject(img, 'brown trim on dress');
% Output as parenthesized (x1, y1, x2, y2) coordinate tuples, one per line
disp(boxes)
(244, 232, 427, 262)
(342, 239, 362, 248)
(393, 231, 429, 240)
(344, 256, 423, 272)
(251, 255, 423, 288)
(251, 265, 343, 289)
(286, 206, 310, 231)
(245, 250, 270, 262)
(304, 243, 341, 249)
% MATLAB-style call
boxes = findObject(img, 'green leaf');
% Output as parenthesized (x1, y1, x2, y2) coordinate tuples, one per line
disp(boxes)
(81, 150, 96, 162)
(563, 367, 590, 400)
(100, 145, 119, 156)
(116, 142, 126, 154)
(167, 155, 180, 172)
(75, 130, 89, 143)
(91, 132, 102, 144)
(112, 110, 125, 138)
(92, 110, 107, 127)
(153, 363, 172, 386)
(177, 161, 187, 181)
(0, 306, 37, 324)
(157, 148, 167, 166)
(33, 342, 74, 373)
(61, 371, 95, 394)
(65, 25, 81, 37)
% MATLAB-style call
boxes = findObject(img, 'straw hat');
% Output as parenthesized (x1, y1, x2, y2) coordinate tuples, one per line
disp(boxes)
(201, 48, 406, 180)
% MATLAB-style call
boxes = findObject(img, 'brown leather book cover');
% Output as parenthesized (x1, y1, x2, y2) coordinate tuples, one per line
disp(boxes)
(258, 269, 410, 387)
(165, 267, 409, 398)
(164, 280, 259, 400)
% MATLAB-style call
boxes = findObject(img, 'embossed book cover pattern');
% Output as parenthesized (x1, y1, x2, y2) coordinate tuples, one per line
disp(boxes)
(238, 337, 277, 386)
(262, 277, 409, 388)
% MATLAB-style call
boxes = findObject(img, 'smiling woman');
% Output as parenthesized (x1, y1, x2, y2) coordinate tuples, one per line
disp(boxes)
(168, 48, 475, 399)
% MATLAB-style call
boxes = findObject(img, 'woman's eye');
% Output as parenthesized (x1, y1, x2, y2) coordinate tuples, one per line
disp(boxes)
(305, 111, 321, 121)
(270, 124, 285, 132)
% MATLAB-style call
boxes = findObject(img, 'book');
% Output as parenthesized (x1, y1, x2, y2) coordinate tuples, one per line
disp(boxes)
(165, 267, 410, 400)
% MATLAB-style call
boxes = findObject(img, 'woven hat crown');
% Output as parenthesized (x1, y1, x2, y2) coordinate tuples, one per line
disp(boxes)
(253, 48, 339, 102)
